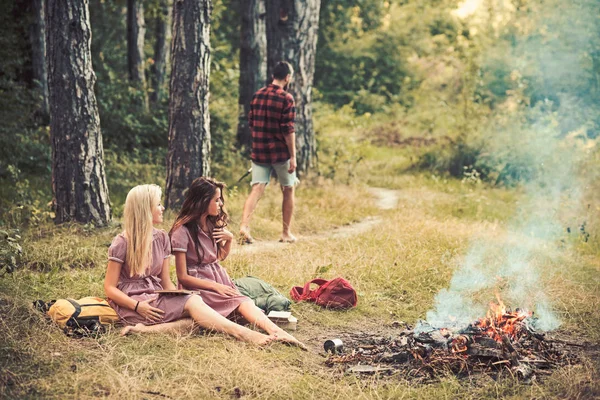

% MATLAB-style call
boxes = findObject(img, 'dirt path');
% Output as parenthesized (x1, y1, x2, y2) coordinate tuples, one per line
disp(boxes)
(231, 187, 400, 255)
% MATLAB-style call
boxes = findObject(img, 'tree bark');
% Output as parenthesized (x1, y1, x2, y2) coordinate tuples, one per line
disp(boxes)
(150, 0, 172, 106)
(127, 0, 149, 112)
(236, 0, 267, 152)
(46, 0, 111, 225)
(266, 0, 321, 174)
(165, 0, 212, 209)
(30, 0, 49, 120)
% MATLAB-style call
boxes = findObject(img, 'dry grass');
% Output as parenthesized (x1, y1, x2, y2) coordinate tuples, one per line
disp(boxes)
(1, 150, 599, 398)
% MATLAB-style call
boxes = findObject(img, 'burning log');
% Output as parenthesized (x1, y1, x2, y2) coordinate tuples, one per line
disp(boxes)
(500, 334, 520, 366)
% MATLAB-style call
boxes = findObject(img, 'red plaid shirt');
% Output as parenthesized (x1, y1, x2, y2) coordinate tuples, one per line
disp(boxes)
(248, 84, 296, 164)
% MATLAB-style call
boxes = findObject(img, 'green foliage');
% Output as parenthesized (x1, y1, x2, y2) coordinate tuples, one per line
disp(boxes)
(0, 229, 22, 275)
(0, 2, 51, 178)
(313, 103, 375, 183)
(105, 151, 167, 217)
(418, 138, 488, 179)
(316, 135, 365, 184)
(0, 165, 53, 228)
(90, 1, 170, 152)
(209, 0, 245, 181)
(315, 0, 463, 114)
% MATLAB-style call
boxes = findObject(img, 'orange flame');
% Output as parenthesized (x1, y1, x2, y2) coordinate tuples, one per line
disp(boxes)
(475, 295, 532, 341)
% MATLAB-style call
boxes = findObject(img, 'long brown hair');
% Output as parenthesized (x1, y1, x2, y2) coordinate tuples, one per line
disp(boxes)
(169, 177, 229, 262)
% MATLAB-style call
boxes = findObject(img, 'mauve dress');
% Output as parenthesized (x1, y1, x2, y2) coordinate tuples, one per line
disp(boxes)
(171, 225, 251, 317)
(107, 228, 194, 326)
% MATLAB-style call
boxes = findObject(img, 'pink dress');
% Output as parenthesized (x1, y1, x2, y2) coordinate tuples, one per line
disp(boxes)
(107, 228, 194, 326)
(171, 225, 251, 317)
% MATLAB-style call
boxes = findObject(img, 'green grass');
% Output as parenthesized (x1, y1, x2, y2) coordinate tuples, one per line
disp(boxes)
(1, 136, 600, 399)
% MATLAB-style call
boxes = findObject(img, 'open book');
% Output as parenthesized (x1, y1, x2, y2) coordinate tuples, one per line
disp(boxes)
(154, 289, 198, 295)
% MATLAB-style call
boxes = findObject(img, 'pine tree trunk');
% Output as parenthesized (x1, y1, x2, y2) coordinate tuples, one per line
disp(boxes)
(266, 0, 321, 174)
(165, 0, 212, 209)
(127, 0, 149, 112)
(150, 0, 172, 106)
(47, 0, 111, 225)
(236, 0, 267, 152)
(30, 0, 49, 120)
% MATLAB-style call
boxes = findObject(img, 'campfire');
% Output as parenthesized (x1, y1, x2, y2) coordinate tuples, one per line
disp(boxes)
(325, 297, 577, 382)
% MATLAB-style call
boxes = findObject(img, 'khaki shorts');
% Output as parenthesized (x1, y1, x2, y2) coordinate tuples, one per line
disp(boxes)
(251, 160, 299, 187)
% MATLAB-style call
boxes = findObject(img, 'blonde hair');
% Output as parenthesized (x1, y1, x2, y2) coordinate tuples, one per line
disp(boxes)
(123, 184, 162, 277)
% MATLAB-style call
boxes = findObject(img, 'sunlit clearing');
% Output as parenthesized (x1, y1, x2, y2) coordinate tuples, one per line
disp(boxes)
(453, 0, 483, 19)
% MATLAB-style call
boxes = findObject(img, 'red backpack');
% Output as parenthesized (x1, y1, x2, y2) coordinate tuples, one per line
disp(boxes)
(290, 278, 357, 309)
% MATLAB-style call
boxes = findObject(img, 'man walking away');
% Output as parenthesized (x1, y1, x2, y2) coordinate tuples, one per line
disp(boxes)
(239, 61, 297, 244)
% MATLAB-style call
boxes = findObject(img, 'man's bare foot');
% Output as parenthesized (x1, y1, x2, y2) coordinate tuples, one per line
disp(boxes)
(279, 234, 297, 243)
(120, 323, 144, 336)
(238, 228, 255, 245)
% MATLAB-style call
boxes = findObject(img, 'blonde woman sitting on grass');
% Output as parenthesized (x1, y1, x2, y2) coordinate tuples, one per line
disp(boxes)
(104, 184, 277, 346)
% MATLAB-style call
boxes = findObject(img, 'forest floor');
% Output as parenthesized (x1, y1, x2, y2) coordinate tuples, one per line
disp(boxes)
(1, 137, 599, 399)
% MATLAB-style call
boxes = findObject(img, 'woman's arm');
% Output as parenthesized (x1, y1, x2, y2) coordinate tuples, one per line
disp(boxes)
(104, 261, 138, 310)
(104, 261, 165, 322)
(159, 257, 177, 290)
(174, 252, 239, 297)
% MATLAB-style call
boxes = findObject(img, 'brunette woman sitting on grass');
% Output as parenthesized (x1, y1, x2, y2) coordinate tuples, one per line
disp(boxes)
(169, 177, 305, 350)
(104, 184, 276, 345)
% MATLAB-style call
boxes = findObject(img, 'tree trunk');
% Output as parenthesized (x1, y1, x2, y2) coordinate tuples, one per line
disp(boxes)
(266, 0, 321, 174)
(150, 0, 172, 106)
(165, 0, 212, 209)
(47, 0, 111, 225)
(236, 0, 267, 152)
(30, 0, 49, 120)
(127, 0, 149, 112)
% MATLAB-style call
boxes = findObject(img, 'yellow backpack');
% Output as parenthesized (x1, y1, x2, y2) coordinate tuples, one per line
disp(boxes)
(47, 297, 119, 331)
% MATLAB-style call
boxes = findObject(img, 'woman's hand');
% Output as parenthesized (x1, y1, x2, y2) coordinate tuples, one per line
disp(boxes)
(212, 283, 240, 297)
(135, 299, 165, 323)
(213, 228, 234, 247)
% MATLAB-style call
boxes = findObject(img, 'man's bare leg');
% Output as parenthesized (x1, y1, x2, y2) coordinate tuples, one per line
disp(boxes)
(280, 185, 295, 242)
(240, 183, 266, 243)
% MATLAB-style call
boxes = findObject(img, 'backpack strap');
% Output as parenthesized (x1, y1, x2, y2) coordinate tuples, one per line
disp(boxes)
(291, 278, 330, 302)
(301, 278, 329, 301)
(66, 298, 82, 319)
(78, 303, 112, 308)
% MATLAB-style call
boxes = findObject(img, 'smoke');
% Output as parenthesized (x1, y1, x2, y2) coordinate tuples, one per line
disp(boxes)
(423, 0, 598, 331)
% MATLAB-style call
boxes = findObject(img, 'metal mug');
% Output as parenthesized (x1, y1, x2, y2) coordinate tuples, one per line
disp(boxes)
(324, 339, 344, 354)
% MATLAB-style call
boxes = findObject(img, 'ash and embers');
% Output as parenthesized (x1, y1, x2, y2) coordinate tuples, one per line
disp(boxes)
(325, 300, 578, 382)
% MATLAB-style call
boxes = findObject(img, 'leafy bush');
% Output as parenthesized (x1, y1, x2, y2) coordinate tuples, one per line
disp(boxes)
(96, 81, 169, 151)
(0, 229, 22, 276)
(316, 135, 366, 184)
(418, 137, 492, 180)
(105, 150, 167, 217)
(0, 165, 53, 227)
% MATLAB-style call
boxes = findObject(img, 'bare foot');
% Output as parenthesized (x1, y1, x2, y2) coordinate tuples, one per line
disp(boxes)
(279, 234, 297, 243)
(238, 228, 255, 245)
(272, 329, 307, 351)
(240, 330, 275, 346)
(120, 323, 144, 336)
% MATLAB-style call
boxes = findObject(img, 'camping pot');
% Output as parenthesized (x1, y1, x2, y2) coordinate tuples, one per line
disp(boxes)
(324, 339, 344, 354)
